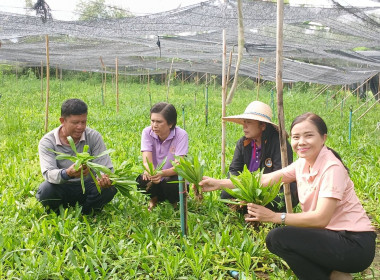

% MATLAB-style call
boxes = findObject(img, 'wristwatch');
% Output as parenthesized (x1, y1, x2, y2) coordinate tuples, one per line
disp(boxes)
(281, 213, 286, 225)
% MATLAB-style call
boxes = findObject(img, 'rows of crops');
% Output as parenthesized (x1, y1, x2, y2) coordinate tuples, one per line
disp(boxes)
(0, 72, 379, 279)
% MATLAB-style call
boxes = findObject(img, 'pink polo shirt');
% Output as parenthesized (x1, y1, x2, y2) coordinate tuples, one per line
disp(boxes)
(141, 126, 188, 170)
(282, 146, 374, 232)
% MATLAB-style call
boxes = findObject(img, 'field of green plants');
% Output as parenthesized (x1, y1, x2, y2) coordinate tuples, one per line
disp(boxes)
(0, 70, 379, 279)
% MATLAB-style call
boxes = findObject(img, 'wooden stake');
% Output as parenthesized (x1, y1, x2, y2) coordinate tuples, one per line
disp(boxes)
(40, 60, 43, 101)
(221, 30, 227, 175)
(276, 0, 292, 213)
(44, 35, 50, 133)
(116, 57, 119, 113)
(256, 57, 262, 100)
(166, 58, 174, 102)
(357, 101, 378, 121)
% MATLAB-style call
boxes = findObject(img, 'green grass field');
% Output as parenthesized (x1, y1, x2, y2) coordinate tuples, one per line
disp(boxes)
(0, 72, 379, 279)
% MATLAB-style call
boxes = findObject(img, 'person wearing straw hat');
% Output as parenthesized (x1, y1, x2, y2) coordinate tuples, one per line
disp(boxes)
(199, 101, 298, 212)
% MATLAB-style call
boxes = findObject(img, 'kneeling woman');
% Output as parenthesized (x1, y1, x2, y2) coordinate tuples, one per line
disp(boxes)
(245, 113, 376, 280)
(137, 102, 188, 211)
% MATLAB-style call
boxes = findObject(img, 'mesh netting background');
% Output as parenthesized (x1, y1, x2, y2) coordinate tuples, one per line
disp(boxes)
(1, 0, 379, 85)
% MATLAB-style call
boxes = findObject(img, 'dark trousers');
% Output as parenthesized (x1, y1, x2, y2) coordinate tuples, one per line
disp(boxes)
(266, 226, 376, 280)
(36, 180, 117, 214)
(137, 175, 181, 204)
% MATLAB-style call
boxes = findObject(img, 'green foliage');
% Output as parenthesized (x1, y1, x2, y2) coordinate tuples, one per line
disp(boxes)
(76, 0, 131, 21)
(221, 166, 282, 206)
(51, 136, 114, 193)
(172, 154, 205, 199)
(142, 157, 167, 176)
(0, 73, 378, 278)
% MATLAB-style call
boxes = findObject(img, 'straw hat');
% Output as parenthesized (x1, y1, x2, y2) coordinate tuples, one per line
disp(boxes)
(222, 101, 279, 130)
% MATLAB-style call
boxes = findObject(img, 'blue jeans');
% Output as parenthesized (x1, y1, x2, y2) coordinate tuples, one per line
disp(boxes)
(266, 226, 376, 280)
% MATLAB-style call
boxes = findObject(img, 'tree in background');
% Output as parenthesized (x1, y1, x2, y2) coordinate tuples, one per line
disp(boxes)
(76, 0, 131, 20)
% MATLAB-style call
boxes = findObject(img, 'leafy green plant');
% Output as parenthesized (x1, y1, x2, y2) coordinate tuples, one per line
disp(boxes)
(109, 161, 139, 198)
(142, 157, 167, 190)
(172, 154, 205, 200)
(51, 136, 137, 196)
(142, 157, 167, 176)
(51, 136, 114, 194)
(221, 165, 282, 206)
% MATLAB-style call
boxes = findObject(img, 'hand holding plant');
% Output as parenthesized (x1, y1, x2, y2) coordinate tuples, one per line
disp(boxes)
(221, 165, 282, 206)
(142, 157, 167, 190)
(50, 136, 137, 196)
(172, 154, 205, 201)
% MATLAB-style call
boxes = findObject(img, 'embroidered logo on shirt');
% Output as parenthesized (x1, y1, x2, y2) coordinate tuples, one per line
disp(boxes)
(265, 158, 272, 168)
(170, 146, 176, 154)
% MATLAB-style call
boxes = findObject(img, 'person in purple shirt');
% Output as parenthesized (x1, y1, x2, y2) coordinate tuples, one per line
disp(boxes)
(137, 102, 188, 211)
(200, 101, 298, 212)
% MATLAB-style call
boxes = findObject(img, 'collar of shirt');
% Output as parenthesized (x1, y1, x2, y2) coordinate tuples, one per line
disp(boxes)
(300, 145, 328, 181)
(149, 127, 176, 143)
(54, 125, 86, 146)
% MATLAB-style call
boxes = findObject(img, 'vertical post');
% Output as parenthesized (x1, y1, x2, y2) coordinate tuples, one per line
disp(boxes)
(205, 86, 209, 126)
(40, 60, 44, 101)
(116, 57, 119, 113)
(221, 30, 227, 175)
(256, 57, 261, 100)
(44, 35, 50, 133)
(349, 106, 352, 145)
(166, 58, 174, 102)
(276, 0, 292, 213)
(178, 175, 188, 236)
(182, 105, 185, 130)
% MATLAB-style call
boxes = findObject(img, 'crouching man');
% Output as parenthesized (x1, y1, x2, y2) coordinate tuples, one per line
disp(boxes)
(36, 98, 117, 214)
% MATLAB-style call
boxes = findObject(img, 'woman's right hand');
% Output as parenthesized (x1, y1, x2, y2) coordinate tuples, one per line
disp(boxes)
(198, 176, 221, 192)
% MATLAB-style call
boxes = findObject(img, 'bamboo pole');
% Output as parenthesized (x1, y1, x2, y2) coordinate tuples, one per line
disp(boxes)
(40, 60, 43, 101)
(116, 57, 119, 113)
(353, 92, 379, 114)
(226, 50, 233, 89)
(44, 35, 50, 133)
(221, 30, 227, 175)
(99, 57, 106, 103)
(166, 58, 174, 102)
(276, 0, 292, 213)
(331, 74, 377, 111)
(226, 0, 244, 104)
(311, 84, 331, 101)
(356, 101, 378, 121)
(256, 58, 262, 100)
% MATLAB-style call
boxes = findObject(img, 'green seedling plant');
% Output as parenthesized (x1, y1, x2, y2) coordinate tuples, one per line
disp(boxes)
(109, 161, 139, 198)
(50, 136, 114, 194)
(142, 157, 167, 190)
(172, 154, 205, 201)
(51, 136, 137, 196)
(221, 165, 282, 206)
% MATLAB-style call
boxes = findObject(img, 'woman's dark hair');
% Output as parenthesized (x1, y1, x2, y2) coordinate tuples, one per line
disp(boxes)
(290, 112, 349, 172)
(61, 99, 88, 117)
(150, 102, 177, 128)
(260, 122, 277, 162)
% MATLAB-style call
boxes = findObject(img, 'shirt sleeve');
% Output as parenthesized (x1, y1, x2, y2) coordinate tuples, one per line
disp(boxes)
(282, 161, 297, 182)
(319, 164, 347, 200)
(39, 136, 65, 184)
(229, 138, 245, 176)
(174, 128, 188, 156)
(141, 127, 153, 152)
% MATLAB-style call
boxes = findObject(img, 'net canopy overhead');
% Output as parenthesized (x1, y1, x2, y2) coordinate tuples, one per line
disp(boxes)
(0, 0, 379, 85)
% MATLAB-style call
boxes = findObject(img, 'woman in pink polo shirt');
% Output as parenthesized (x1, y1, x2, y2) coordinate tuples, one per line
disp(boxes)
(137, 102, 188, 211)
(245, 113, 376, 280)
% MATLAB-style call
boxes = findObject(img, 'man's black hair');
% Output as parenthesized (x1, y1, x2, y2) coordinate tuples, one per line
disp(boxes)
(61, 99, 88, 117)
